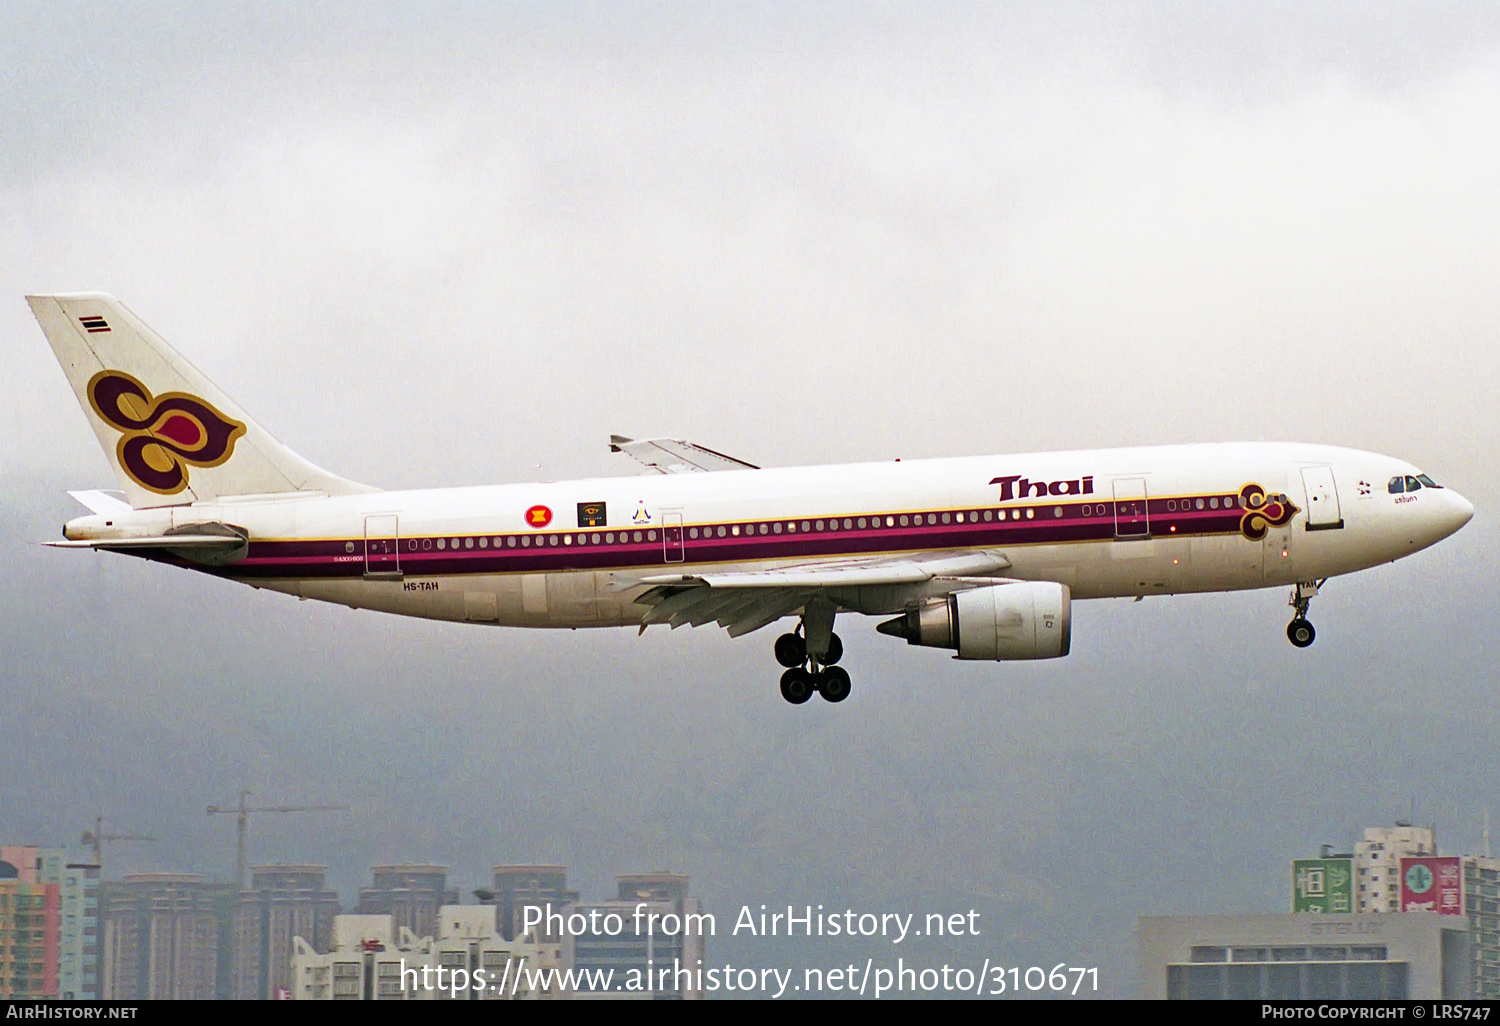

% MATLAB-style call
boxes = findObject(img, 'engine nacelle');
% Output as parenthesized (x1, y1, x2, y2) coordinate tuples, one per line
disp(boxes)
(876, 582, 1071, 660)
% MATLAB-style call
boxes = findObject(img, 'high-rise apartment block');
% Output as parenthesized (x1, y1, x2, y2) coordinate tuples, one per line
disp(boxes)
(564, 873, 707, 1000)
(1463, 855, 1499, 998)
(487, 866, 578, 942)
(354, 865, 458, 941)
(0, 853, 59, 1000)
(232, 865, 340, 1000)
(291, 905, 563, 1000)
(99, 873, 230, 1000)
(1353, 826, 1437, 913)
(1, 845, 102, 999)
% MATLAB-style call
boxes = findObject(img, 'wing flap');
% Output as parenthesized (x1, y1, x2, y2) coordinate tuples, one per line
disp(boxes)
(609, 435, 758, 474)
(638, 549, 1012, 589)
(631, 549, 1015, 637)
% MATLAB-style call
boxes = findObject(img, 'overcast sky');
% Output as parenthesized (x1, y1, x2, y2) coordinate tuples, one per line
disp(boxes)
(2, 2, 1497, 997)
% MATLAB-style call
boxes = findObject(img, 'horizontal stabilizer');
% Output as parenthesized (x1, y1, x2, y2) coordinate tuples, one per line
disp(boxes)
(45, 521, 249, 565)
(44, 534, 245, 549)
(68, 489, 131, 515)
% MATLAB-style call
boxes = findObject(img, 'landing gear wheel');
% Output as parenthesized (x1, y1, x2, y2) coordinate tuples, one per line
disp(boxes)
(1287, 618, 1316, 648)
(779, 668, 814, 704)
(819, 665, 852, 703)
(774, 633, 807, 669)
(822, 632, 844, 666)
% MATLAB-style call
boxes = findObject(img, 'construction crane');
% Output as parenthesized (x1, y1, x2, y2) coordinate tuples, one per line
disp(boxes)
(206, 791, 350, 890)
(79, 814, 154, 873)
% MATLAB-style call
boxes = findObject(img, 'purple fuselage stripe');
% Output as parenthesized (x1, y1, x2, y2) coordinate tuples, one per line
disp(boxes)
(132, 496, 1259, 579)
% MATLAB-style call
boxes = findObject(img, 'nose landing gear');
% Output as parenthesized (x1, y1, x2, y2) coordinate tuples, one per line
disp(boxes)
(774, 599, 851, 704)
(1286, 580, 1323, 649)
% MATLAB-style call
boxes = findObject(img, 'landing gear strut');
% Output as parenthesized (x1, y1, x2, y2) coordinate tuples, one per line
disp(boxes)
(1286, 580, 1323, 649)
(774, 600, 851, 704)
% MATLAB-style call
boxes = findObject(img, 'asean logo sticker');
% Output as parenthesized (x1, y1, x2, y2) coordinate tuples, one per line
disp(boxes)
(526, 505, 553, 528)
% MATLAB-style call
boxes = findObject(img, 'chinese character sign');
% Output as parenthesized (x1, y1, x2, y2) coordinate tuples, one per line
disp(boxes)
(1399, 856, 1463, 916)
(1292, 858, 1354, 913)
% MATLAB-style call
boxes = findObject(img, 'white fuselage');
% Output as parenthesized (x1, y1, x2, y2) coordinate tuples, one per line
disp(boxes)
(64, 441, 1472, 630)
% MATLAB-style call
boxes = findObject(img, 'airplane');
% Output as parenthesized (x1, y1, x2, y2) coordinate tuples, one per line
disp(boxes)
(28, 293, 1474, 706)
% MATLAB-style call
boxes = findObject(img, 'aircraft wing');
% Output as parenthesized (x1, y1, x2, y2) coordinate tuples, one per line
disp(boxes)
(629, 549, 1013, 637)
(609, 435, 758, 474)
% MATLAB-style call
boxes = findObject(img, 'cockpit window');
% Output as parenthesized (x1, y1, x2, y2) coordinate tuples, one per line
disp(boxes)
(1388, 476, 1405, 494)
(1416, 473, 1442, 489)
(1404, 476, 1422, 492)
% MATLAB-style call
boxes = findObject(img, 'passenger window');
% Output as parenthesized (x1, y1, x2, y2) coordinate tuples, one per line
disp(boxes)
(1404, 476, 1422, 492)
(1388, 477, 1404, 494)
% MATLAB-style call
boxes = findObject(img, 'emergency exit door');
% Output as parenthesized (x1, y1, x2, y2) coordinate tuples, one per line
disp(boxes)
(662, 512, 685, 563)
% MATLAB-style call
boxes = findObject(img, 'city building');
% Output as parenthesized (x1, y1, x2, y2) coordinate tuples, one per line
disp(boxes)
(99, 873, 230, 1000)
(1464, 855, 1500, 998)
(354, 865, 458, 941)
(487, 866, 578, 942)
(1353, 825, 1437, 913)
(291, 905, 562, 1000)
(233, 865, 340, 1000)
(1139, 912, 1471, 1000)
(1295, 823, 1498, 997)
(40, 853, 100, 999)
(0, 854, 60, 999)
(565, 874, 707, 1000)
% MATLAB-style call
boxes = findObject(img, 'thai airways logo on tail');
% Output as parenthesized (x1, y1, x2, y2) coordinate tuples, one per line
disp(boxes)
(87, 370, 246, 494)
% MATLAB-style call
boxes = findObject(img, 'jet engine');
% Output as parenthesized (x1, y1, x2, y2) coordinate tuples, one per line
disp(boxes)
(876, 582, 1071, 660)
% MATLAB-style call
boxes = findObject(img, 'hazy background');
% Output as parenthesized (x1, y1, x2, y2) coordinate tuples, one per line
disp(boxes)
(2, 2, 1497, 997)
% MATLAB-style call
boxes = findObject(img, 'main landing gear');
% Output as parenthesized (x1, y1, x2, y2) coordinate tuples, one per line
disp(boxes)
(1286, 580, 1324, 649)
(774, 598, 851, 704)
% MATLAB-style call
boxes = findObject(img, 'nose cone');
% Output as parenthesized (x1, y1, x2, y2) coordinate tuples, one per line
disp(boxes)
(1443, 489, 1475, 536)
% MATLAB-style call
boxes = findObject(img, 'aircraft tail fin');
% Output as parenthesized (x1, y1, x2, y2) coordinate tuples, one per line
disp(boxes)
(27, 292, 376, 508)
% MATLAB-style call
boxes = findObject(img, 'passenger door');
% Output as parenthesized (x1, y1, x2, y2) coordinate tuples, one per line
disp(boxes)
(363, 514, 401, 577)
(1301, 466, 1344, 531)
(1113, 478, 1150, 539)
